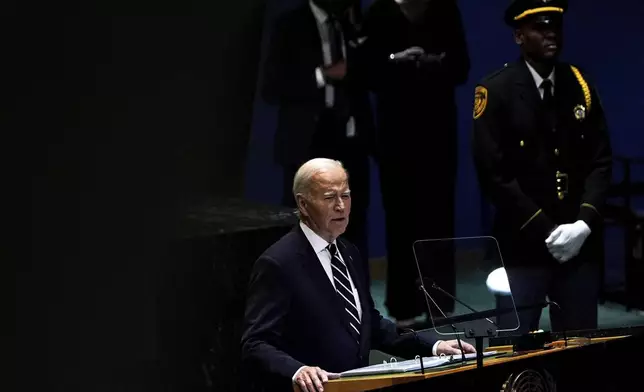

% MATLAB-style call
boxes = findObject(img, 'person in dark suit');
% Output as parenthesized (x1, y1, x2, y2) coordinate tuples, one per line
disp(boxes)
(262, 0, 374, 265)
(472, 0, 612, 333)
(359, 0, 470, 326)
(241, 158, 475, 392)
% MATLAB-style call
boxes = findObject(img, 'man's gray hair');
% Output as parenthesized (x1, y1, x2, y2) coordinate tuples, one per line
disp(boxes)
(292, 158, 345, 198)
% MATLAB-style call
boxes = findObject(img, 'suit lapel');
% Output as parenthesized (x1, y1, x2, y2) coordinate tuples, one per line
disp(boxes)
(294, 227, 354, 336)
(514, 59, 544, 120)
(513, 59, 560, 144)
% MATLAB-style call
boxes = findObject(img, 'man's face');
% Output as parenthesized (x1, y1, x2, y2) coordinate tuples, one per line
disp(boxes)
(297, 167, 351, 242)
(515, 14, 563, 61)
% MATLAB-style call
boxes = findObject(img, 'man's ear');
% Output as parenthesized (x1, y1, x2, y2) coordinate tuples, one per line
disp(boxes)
(513, 28, 523, 45)
(296, 194, 309, 217)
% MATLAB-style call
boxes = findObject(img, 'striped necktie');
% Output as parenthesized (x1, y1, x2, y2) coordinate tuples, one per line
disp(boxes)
(328, 243, 361, 344)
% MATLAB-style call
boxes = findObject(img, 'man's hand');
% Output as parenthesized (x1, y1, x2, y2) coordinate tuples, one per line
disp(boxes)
(322, 60, 347, 82)
(436, 339, 476, 355)
(293, 366, 340, 392)
(545, 220, 591, 263)
(389, 46, 425, 62)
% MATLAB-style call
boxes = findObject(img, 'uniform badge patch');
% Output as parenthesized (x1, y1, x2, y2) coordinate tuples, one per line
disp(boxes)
(473, 86, 488, 119)
(574, 104, 586, 121)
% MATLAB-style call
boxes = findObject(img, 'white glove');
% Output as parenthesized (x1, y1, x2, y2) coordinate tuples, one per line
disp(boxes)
(545, 220, 591, 263)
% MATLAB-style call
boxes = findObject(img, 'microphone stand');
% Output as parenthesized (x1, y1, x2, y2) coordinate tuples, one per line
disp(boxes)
(398, 328, 426, 374)
(417, 285, 467, 365)
(418, 279, 499, 369)
(432, 285, 570, 359)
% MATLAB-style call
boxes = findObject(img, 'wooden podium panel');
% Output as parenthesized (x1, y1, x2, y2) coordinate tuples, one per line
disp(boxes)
(300, 333, 643, 392)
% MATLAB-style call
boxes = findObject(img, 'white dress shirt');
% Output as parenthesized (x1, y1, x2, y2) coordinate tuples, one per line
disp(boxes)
(309, 0, 356, 138)
(292, 221, 441, 382)
(300, 221, 363, 318)
(525, 61, 555, 99)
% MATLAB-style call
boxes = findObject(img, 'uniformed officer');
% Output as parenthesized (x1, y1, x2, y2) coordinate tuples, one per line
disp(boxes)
(472, 0, 612, 333)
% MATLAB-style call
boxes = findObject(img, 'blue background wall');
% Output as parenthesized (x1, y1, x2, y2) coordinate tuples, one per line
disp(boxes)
(244, 0, 644, 259)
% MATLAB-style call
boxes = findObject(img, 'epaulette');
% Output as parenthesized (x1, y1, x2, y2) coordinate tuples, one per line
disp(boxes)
(479, 62, 512, 84)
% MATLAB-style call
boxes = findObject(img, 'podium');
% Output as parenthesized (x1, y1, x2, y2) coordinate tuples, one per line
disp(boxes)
(308, 327, 644, 392)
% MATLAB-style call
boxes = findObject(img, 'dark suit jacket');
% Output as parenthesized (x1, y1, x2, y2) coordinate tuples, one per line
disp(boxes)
(472, 59, 612, 267)
(360, 0, 470, 156)
(241, 225, 437, 390)
(262, 4, 375, 166)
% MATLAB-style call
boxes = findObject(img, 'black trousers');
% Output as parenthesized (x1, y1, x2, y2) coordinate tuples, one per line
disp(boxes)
(377, 151, 456, 320)
(497, 259, 600, 334)
(280, 128, 370, 280)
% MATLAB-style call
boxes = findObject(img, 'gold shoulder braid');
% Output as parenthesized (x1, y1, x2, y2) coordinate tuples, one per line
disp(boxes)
(570, 65, 592, 120)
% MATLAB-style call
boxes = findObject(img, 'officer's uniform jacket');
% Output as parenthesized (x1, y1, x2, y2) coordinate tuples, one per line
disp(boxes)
(472, 59, 612, 266)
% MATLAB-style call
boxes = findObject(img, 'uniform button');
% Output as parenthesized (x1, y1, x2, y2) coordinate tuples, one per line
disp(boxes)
(554, 148, 560, 156)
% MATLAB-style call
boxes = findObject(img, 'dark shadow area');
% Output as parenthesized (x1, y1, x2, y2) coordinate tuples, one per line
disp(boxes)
(23, 2, 266, 390)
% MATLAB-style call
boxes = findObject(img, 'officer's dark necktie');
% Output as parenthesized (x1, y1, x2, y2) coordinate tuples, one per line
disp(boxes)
(328, 243, 361, 344)
(541, 79, 556, 130)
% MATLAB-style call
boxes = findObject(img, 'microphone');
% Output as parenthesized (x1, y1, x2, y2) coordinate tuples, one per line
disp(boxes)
(417, 277, 498, 327)
(416, 283, 467, 364)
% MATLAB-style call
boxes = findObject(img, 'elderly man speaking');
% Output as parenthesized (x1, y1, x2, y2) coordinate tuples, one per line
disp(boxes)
(241, 158, 474, 392)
